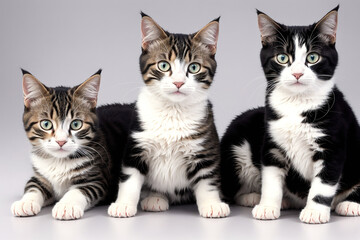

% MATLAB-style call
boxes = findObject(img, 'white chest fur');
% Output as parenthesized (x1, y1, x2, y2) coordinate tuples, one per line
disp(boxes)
(133, 88, 208, 194)
(268, 85, 333, 180)
(31, 154, 89, 199)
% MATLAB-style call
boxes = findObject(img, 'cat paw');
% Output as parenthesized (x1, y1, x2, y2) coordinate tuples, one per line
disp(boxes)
(252, 205, 280, 220)
(141, 196, 169, 212)
(299, 207, 330, 224)
(52, 202, 84, 220)
(235, 193, 261, 207)
(11, 200, 41, 217)
(108, 202, 137, 218)
(198, 202, 230, 218)
(335, 201, 360, 216)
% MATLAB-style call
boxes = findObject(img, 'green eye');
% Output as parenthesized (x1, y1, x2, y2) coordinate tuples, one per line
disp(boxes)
(70, 120, 83, 130)
(40, 120, 53, 130)
(158, 61, 171, 72)
(276, 54, 289, 64)
(188, 63, 201, 74)
(306, 53, 320, 64)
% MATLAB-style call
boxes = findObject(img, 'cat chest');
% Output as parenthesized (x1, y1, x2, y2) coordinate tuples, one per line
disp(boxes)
(133, 130, 204, 193)
(269, 116, 325, 180)
(31, 155, 88, 199)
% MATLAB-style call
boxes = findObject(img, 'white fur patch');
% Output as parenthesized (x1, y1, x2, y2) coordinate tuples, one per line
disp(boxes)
(52, 189, 88, 220)
(232, 141, 261, 196)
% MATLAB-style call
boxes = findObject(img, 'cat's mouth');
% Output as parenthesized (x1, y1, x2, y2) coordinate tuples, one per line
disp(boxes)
(172, 90, 186, 95)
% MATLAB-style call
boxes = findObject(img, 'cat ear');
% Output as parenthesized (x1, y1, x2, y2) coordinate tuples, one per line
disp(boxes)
(141, 12, 168, 50)
(193, 18, 220, 55)
(74, 69, 101, 108)
(22, 69, 49, 108)
(257, 10, 282, 44)
(314, 5, 339, 44)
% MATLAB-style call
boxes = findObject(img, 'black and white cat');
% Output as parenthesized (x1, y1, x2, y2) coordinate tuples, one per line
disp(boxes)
(221, 6, 360, 224)
(107, 13, 230, 218)
(11, 70, 134, 220)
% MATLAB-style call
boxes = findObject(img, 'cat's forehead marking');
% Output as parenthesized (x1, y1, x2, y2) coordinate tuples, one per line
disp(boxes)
(293, 35, 307, 63)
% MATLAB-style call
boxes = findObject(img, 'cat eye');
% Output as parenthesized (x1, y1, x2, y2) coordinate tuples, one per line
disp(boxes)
(188, 63, 201, 74)
(158, 61, 171, 72)
(40, 120, 53, 130)
(306, 53, 320, 64)
(70, 120, 83, 130)
(276, 54, 289, 64)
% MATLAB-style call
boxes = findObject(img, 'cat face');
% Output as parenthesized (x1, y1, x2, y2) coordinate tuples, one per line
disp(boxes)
(139, 13, 219, 103)
(257, 6, 338, 96)
(22, 70, 101, 159)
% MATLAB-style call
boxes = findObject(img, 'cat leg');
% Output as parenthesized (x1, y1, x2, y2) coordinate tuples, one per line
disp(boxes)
(141, 192, 169, 212)
(194, 178, 230, 218)
(11, 176, 54, 217)
(299, 161, 339, 224)
(52, 175, 107, 220)
(335, 186, 360, 216)
(252, 166, 285, 220)
(108, 167, 144, 218)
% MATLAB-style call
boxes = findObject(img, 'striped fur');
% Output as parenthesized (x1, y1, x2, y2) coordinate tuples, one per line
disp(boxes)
(12, 70, 132, 220)
(108, 13, 230, 218)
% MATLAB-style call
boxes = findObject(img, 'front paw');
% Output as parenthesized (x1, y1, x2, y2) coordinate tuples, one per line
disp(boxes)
(299, 207, 330, 224)
(252, 205, 280, 220)
(198, 202, 230, 218)
(141, 196, 169, 212)
(52, 202, 84, 220)
(108, 202, 137, 218)
(335, 201, 360, 216)
(11, 200, 41, 217)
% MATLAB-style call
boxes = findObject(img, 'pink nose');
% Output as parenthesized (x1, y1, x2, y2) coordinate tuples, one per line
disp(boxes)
(293, 73, 304, 80)
(56, 141, 67, 147)
(173, 82, 185, 89)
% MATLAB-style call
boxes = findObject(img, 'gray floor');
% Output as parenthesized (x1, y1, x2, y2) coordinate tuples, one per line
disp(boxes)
(3, 199, 360, 240)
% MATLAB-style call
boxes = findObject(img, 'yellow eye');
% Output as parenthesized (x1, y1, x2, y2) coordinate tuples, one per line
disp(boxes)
(276, 54, 289, 64)
(70, 120, 83, 130)
(158, 61, 171, 72)
(306, 53, 320, 64)
(188, 63, 201, 74)
(40, 120, 53, 130)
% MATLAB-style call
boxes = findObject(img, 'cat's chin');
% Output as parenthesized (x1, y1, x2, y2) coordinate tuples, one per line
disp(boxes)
(46, 149, 75, 159)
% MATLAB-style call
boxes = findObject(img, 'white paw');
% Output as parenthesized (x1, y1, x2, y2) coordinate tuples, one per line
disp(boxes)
(299, 207, 330, 224)
(141, 196, 169, 212)
(235, 193, 260, 207)
(252, 205, 280, 220)
(11, 200, 41, 217)
(52, 202, 84, 220)
(108, 202, 137, 218)
(335, 201, 360, 216)
(198, 202, 230, 218)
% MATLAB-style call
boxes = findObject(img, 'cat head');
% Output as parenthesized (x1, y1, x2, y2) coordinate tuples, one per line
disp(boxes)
(257, 6, 339, 96)
(22, 69, 101, 159)
(139, 12, 219, 103)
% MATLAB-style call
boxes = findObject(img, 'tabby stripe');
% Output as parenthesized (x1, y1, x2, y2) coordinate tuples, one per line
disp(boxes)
(141, 62, 156, 74)
(187, 159, 216, 180)
(29, 136, 40, 141)
(203, 66, 215, 78)
(144, 77, 158, 84)
(192, 173, 215, 185)
(79, 186, 97, 202)
(25, 177, 53, 200)
(25, 121, 37, 132)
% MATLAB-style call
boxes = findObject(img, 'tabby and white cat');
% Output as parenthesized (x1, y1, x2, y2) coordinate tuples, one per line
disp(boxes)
(107, 13, 230, 218)
(11, 70, 133, 220)
(221, 6, 360, 224)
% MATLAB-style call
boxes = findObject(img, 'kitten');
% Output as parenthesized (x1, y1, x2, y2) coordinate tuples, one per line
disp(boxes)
(107, 13, 230, 218)
(221, 6, 360, 224)
(11, 70, 133, 220)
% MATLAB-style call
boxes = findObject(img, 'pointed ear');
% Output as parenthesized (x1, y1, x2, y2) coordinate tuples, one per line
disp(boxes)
(141, 12, 168, 50)
(74, 69, 101, 108)
(314, 6, 339, 44)
(257, 10, 281, 45)
(193, 18, 220, 55)
(22, 69, 49, 108)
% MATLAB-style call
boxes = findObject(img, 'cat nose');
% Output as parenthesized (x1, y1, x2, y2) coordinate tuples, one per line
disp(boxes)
(173, 82, 184, 89)
(293, 73, 304, 80)
(56, 141, 67, 147)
